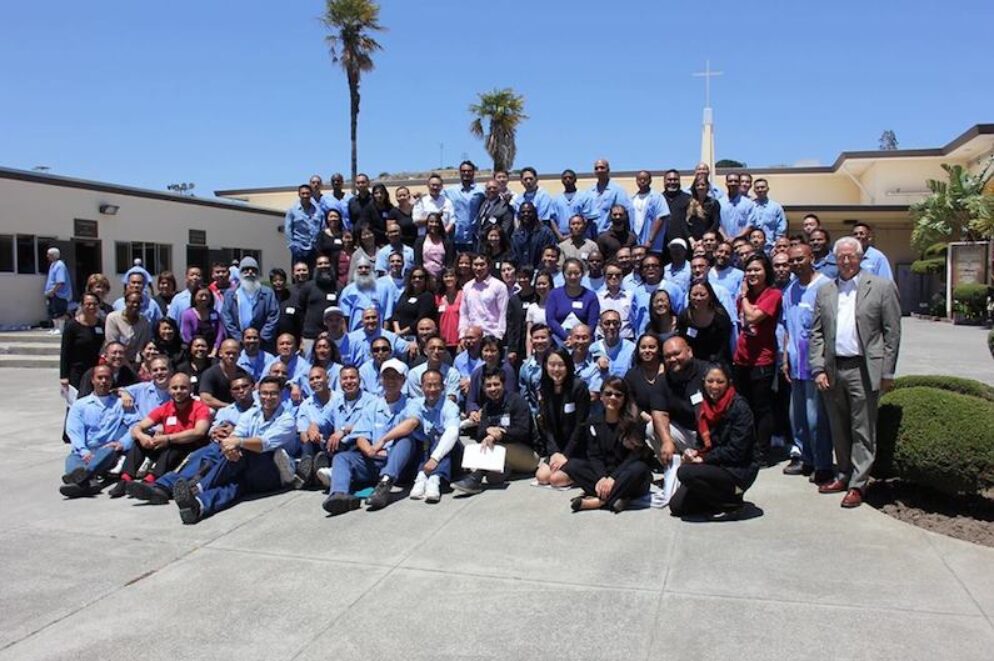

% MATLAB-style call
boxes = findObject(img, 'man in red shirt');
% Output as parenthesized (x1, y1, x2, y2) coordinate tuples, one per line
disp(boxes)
(110, 373, 211, 497)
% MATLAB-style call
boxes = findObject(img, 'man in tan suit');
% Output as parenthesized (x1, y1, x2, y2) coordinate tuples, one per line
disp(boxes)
(809, 236, 901, 508)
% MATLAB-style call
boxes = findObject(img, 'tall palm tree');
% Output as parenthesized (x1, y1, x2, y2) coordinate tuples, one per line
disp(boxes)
(911, 158, 994, 250)
(322, 0, 385, 188)
(469, 88, 527, 172)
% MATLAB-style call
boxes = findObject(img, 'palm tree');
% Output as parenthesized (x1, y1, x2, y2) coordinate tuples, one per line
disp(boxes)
(469, 88, 527, 172)
(910, 158, 994, 250)
(322, 0, 385, 188)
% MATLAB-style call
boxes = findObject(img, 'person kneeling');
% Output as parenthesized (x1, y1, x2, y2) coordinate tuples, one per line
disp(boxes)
(452, 366, 539, 496)
(562, 377, 652, 513)
(670, 364, 759, 520)
(322, 359, 415, 515)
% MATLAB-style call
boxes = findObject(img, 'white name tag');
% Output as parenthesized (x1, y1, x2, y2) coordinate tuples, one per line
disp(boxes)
(94, 327, 104, 334)
(690, 391, 704, 405)
(564, 402, 576, 414)
(190, 376, 198, 383)
(438, 304, 446, 312)
(326, 293, 336, 301)
(333, 238, 343, 245)
(686, 327, 698, 338)
(408, 297, 418, 304)
(589, 425, 597, 436)
(285, 307, 296, 314)
(500, 415, 510, 426)
(166, 416, 178, 425)
(571, 301, 584, 310)
(580, 252, 589, 260)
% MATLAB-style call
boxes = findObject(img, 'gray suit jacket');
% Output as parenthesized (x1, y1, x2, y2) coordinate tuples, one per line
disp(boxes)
(808, 271, 902, 391)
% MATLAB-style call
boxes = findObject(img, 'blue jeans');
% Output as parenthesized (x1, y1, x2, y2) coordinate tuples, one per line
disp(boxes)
(65, 445, 119, 479)
(414, 436, 453, 483)
(329, 438, 414, 494)
(157, 444, 222, 493)
(789, 379, 833, 471)
(196, 451, 282, 517)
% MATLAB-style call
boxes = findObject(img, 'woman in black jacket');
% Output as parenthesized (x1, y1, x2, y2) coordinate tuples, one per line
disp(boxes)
(533, 347, 590, 487)
(685, 174, 721, 241)
(670, 363, 760, 519)
(153, 317, 188, 369)
(564, 376, 653, 513)
(389, 266, 436, 340)
(677, 280, 733, 366)
(60, 292, 105, 390)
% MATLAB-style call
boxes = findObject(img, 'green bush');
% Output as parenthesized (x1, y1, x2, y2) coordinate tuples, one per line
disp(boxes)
(988, 329, 994, 360)
(875, 386, 994, 495)
(952, 283, 989, 319)
(892, 375, 994, 402)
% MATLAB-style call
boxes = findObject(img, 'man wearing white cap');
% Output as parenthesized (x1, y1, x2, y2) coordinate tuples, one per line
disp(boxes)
(664, 238, 691, 295)
(220, 256, 280, 349)
(322, 305, 353, 361)
(322, 358, 415, 515)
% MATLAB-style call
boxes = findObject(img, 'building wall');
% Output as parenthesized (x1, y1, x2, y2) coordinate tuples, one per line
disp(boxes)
(0, 178, 286, 327)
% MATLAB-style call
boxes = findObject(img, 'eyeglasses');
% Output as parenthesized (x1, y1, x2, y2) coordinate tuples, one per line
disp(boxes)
(601, 320, 620, 327)
(372, 347, 391, 353)
(602, 390, 624, 398)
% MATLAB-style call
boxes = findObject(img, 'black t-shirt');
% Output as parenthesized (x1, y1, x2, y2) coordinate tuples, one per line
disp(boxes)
(624, 366, 669, 414)
(391, 290, 436, 335)
(649, 358, 710, 430)
(298, 279, 339, 338)
(387, 207, 417, 244)
(199, 364, 249, 404)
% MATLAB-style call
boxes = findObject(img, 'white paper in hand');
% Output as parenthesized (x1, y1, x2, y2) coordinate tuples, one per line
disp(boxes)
(461, 444, 506, 472)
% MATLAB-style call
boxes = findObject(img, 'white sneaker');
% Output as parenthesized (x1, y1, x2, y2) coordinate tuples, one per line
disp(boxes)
(409, 471, 427, 500)
(425, 474, 441, 503)
(273, 448, 301, 488)
(316, 467, 331, 489)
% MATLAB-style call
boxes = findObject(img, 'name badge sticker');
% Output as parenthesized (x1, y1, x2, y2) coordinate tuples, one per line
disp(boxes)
(408, 297, 418, 304)
(285, 307, 296, 314)
(190, 376, 198, 383)
(326, 293, 336, 301)
(571, 301, 584, 310)
(690, 391, 704, 405)
(333, 238, 343, 245)
(94, 326, 104, 334)
(564, 402, 576, 414)
(166, 416, 178, 426)
(686, 327, 698, 338)
(438, 304, 446, 312)
(500, 415, 510, 426)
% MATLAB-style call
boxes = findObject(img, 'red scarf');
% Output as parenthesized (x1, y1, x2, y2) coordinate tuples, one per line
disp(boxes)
(697, 386, 737, 451)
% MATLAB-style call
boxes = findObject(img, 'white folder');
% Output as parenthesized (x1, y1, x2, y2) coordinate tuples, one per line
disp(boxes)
(461, 444, 507, 472)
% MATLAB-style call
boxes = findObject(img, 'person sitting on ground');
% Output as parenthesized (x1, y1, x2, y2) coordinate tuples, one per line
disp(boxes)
(77, 341, 138, 397)
(198, 339, 249, 410)
(533, 347, 590, 487)
(294, 366, 337, 488)
(564, 376, 653, 513)
(464, 334, 516, 420)
(518, 323, 552, 415)
(322, 359, 416, 515)
(60, 365, 135, 498)
(670, 362, 759, 519)
(590, 309, 637, 378)
(406, 335, 461, 402)
(452, 366, 539, 496)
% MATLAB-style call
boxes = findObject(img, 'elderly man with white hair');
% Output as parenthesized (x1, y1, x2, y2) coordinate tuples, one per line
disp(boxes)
(338, 255, 394, 332)
(43, 247, 73, 334)
(809, 236, 901, 509)
(220, 256, 280, 349)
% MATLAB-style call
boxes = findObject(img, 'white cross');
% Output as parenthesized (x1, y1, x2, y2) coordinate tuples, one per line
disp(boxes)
(692, 59, 723, 108)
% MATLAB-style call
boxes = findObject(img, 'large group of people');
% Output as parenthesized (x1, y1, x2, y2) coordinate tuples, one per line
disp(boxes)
(53, 158, 902, 524)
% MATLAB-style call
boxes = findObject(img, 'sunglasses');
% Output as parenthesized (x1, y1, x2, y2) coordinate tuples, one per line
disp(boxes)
(602, 390, 624, 398)
(372, 347, 391, 353)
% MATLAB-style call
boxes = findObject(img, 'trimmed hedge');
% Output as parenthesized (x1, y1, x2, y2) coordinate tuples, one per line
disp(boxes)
(892, 375, 994, 403)
(875, 386, 994, 495)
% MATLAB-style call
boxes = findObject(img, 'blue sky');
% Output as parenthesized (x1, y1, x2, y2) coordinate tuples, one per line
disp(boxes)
(2, 0, 992, 196)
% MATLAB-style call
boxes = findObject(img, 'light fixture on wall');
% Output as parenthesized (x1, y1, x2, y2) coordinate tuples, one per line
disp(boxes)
(99, 204, 120, 215)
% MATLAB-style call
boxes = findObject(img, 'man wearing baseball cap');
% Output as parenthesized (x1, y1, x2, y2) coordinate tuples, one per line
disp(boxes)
(322, 358, 415, 515)
(664, 237, 691, 295)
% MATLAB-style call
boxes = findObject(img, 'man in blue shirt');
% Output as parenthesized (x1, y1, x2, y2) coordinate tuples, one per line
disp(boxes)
(317, 365, 376, 457)
(322, 359, 415, 515)
(112, 270, 163, 325)
(444, 160, 486, 253)
(44, 247, 73, 334)
(852, 222, 893, 280)
(550, 169, 598, 241)
(237, 327, 277, 380)
(511, 166, 555, 225)
(368, 369, 460, 504)
(295, 365, 337, 487)
(590, 310, 636, 378)
(709, 241, 744, 294)
(170, 376, 297, 524)
(810, 229, 839, 279)
(718, 172, 758, 241)
(664, 239, 691, 296)
(166, 266, 206, 322)
(374, 221, 415, 275)
(220, 257, 280, 349)
(589, 159, 635, 233)
(346, 307, 412, 366)
(752, 179, 787, 252)
(284, 184, 324, 269)
(630, 170, 671, 249)
(781, 244, 833, 484)
(327, 173, 354, 229)
(61, 365, 134, 498)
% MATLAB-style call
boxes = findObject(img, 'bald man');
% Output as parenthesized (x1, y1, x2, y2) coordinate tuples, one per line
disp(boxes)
(588, 159, 635, 233)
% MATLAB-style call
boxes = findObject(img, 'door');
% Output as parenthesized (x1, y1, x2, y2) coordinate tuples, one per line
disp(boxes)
(72, 238, 102, 300)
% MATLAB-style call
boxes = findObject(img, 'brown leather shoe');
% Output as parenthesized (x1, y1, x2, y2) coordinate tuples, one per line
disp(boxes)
(841, 488, 863, 508)
(818, 479, 846, 494)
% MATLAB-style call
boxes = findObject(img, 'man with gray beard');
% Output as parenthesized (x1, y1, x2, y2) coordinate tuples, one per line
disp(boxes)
(339, 256, 391, 332)
(220, 257, 280, 350)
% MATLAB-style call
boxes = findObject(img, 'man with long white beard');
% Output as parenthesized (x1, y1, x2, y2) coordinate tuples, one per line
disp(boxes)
(339, 256, 391, 332)
(220, 257, 280, 350)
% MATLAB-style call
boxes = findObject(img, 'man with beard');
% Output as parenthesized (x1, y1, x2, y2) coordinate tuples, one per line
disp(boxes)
(339, 256, 393, 332)
(296, 254, 340, 356)
(208, 262, 232, 307)
(588, 159, 635, 234)
(284, 184, 323, 269)
(631, 170, 671, 251)
(475, 178, 515, 244)
(596, 204, 639, 261)
(166, 266, 205, 323)
(220, 257, 280, 350)
(810, 228, 838, 279)
(660, 169, 693, 249)
(346, 307, 412, 367)
(374, 221, 415, 276)
(718, 172, 758, 242)
(236, 327, 277, 381)
(550, 169, 598, 242)
(510, 202, 557, 270)
(709, 241, 744, 294)
(445, 161, 486, 254)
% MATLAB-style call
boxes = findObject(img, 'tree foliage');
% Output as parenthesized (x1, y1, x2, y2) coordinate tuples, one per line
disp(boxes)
(322, 0, 385, 186)
(469, 88, 527, 172)
(879, 129, 899, 150)
(910, 157, 994, 251)
(715, 159, 746, 168)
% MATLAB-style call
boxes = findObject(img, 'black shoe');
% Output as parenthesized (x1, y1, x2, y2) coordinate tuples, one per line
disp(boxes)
(366, 476, 394, 511)
(782, 458, 806, 475)
(322, 493, 361, 516)
(127, 481, 171, 505)
(810, 469, 835, 485)
(451, 471, 484, 496)
(172, 478, 196, 509)
(59, 480, 97, 499)
(314, 451, 330, 472)
(107, 480, 128, 498)
(570, 495, 585, 512)
(296, 455, 314, 485)
(177, 496, 202, 525)
(62, 466, 88, 486)
(611, 498, 629, 514)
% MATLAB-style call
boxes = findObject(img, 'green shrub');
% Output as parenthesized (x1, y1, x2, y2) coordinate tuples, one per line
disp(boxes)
(952, 283, 989, 319)
(910, 257, 945, 276)
(988, 329, 994, 360)
(892, 375, 994, 402)
(875, 386, 994, 495)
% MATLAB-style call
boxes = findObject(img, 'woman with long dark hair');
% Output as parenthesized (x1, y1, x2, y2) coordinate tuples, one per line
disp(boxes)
(670, 363, 759, 519)
(436, 267, 463, 355)
(180, 285, 224, 355)
(414, 213, 454, 279)
(733, 253, 783, 466)
(685, 174, 721, 241)
(564, 376, 653, 513)
(388, 185, 418, 244)
(153, 317, 188, 369)
(647, 288, 678, 343)
(480, 225, 513, 272)
(176, 335, 214, 395)
(678, 280, 733, 365)
(60, 292, 105, 391)
(316, 208, 347, 263)
(534, 346, 590, 487)
(390, 266, 436, 339)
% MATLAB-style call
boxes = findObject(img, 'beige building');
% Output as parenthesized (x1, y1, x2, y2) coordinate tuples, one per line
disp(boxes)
(0, 168, 286, 327)
(218, 124, 994, 309)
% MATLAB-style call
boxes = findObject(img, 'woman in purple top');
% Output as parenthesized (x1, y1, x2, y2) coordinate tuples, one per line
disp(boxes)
(545, 258, 600, 344)
(180, 285, 225, 355)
